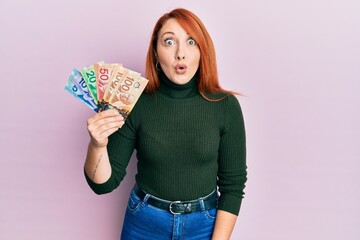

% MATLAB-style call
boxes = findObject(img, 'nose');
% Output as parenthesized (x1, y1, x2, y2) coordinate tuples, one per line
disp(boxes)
(175, 45, 185, 60)
(176, 54, 185, 60)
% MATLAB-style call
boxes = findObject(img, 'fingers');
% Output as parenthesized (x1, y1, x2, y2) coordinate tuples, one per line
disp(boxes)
(87, 109, 121, 126)
(99, 126, 122, 139)
(86, 109, 125, 148)
(96, 120, 124, 136)
(88, 115, 124, 132)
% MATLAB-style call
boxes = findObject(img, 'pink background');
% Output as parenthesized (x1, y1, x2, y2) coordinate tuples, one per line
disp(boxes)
(1, 0, 359, 239)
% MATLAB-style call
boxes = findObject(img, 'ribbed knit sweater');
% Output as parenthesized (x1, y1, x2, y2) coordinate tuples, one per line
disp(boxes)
(85, 72, 247, 215)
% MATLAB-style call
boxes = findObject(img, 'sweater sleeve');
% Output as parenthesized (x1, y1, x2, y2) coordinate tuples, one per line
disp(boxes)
(84, 113, 137, 194)
(217, 95, 247, 215)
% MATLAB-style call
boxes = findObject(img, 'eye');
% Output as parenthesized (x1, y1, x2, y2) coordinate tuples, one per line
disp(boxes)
(188, 38, 196, 46)
(164, 38, 175, 46)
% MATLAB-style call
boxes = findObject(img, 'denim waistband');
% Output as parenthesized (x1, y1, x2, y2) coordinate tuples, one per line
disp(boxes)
(132, 184, 218, 214)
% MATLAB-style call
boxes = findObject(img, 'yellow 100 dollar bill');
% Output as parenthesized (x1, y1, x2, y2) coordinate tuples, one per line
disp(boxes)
(102, 65, 131, 104)
(108, 70, 148, 119)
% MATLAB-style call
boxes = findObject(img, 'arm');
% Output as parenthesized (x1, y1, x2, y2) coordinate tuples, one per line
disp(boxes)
(84, 108, 137, 194)
(215, 95, 247, 236)
(84, 109, 124, 184)
(212, 210, 237, 240)
(83, 93, 144, 194)
(84, 143, 111, 184)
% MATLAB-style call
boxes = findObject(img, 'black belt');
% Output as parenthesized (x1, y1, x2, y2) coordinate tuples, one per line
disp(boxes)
(133, 185, 218, 214)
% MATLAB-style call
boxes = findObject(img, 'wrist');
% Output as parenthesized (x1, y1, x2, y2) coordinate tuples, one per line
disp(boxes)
(89, 140, 107, 150)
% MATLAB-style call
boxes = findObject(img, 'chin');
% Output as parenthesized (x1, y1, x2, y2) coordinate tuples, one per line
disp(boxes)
(176, 76, 191, 85)
(176, 80, 188, 85)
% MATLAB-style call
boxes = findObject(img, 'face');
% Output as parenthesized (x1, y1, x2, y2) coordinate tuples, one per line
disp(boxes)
(156, 18, 200, 85)
(120, 92, 135, 105)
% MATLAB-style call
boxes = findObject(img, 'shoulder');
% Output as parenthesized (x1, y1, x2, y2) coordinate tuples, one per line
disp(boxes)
(221, 94, 244, 123)
(205, 91, 229, 100)
(206, 92, 241, 109)
(224, 94, 241, 109)
(205, 93, 243, 121)
(205, 92, 241, 106)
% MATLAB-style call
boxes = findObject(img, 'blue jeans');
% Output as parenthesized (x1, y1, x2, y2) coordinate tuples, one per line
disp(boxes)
(121, 187, 218, 240)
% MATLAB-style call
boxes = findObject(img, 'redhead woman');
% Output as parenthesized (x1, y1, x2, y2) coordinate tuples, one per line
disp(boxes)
(84, 8, 247, 240)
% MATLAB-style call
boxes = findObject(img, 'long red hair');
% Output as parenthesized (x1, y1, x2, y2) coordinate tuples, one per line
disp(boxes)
(145, 8, 236, 101)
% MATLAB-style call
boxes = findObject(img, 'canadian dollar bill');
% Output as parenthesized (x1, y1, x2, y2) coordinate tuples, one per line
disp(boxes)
(71, 69, 98, 111)
(80, 61, 103, 104)
(103, 64, 126, 103)
(64, 69, 98, 111)
(94, 63, 119, 103)
(65, 62, 148, 117)
(108, 69, 148, 118)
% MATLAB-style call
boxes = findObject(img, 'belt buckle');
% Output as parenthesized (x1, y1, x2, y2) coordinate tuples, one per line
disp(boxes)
(169, 201, 181, 215)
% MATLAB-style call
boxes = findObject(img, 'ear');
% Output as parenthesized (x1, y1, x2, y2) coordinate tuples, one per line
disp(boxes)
(153, 50, 158, 59)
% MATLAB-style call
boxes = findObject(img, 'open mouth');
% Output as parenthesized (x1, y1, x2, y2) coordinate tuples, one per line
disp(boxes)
(175, 64, 187, 74)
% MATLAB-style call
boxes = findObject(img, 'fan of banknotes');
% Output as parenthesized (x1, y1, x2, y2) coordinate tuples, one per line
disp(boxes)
(65, 62, 149, 119)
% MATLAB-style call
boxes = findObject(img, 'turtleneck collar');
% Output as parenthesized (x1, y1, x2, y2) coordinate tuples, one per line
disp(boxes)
(158, 71, 199, 99)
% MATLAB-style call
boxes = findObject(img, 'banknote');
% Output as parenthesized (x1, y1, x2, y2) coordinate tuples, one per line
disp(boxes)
(103, 65, 125, 103)
(108, 69, 148, 118)
(65, 69, 98, 111)
(103, 65, 141, 104)
(80, 61, 104, 104)
(71, 69, 98, 110)
(94, 63, 119, 103)
(65, 62, 148, 117)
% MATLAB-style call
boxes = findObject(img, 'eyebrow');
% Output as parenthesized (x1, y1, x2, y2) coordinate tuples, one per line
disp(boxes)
(160, 31, 191, 39)
(161, 31, 175, 37)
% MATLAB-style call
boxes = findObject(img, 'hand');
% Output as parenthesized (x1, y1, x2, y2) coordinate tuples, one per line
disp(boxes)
(86, 109, 125, 148)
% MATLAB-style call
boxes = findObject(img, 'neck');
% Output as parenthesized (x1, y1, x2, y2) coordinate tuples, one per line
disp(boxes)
(158, 71, 199, 98)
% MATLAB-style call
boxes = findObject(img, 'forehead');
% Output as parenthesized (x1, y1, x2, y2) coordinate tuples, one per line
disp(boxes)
(159, 18, 188, 36)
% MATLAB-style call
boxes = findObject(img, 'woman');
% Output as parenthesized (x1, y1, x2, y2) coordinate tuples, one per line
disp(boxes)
(84, 8, 247, 240)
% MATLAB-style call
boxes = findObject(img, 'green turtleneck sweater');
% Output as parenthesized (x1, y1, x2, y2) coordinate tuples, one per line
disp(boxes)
(85, 72, 247, 215)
